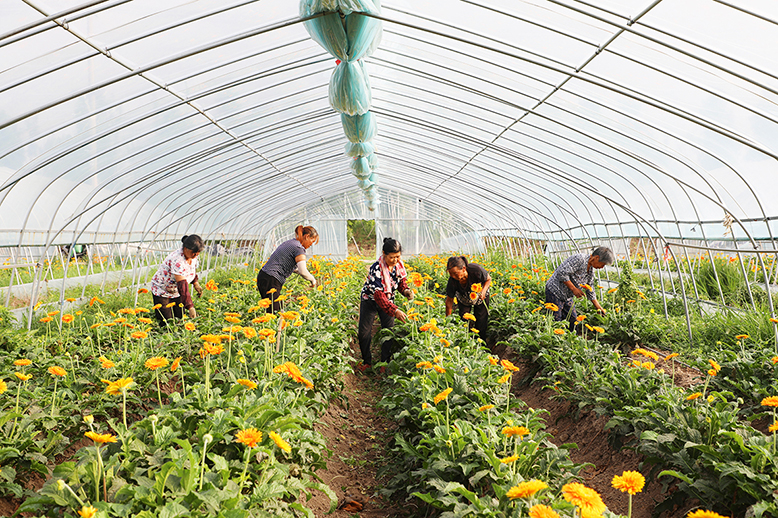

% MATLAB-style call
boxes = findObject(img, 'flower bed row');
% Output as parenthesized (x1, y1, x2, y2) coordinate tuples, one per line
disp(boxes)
(0, 259, 363, 517)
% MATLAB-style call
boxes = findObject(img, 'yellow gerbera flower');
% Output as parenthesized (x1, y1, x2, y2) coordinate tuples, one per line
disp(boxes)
(506, 479, 548, 498)
(236, 379, 258, 390)
(268, 430, 291, 453)
(78, 505, 98, 518)
(103, 377, 134, 395)
(686, 511, 729, 518)
(501, 426, 529, 438)
(85, 431, 118, 444)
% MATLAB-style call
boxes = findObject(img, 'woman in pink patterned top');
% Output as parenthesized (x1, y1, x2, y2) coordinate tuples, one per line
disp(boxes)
(151, 235, 204, 324)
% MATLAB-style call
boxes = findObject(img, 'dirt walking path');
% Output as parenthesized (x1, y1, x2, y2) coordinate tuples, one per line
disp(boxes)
(306, 341, 409, 518)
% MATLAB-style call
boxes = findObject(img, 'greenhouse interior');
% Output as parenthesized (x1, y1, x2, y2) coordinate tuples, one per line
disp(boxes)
(1, 1, 777, 517)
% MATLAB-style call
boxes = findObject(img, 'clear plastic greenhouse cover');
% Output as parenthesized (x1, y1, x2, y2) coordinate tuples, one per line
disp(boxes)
(0, 1, 777, 259)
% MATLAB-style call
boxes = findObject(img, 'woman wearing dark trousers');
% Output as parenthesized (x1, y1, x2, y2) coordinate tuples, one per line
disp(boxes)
(357, 238, 413, 369)
(256, 225, 318, 312)
(150, 235, 204, 324)
(445, 255, 492, 338)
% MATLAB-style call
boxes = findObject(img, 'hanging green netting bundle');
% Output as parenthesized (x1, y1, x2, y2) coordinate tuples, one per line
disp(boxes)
(300, 0, 382, 210)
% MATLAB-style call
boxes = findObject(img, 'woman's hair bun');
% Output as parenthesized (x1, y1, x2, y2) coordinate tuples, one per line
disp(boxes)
(383, 237, 391, 244)
(181, 235, 189, 243)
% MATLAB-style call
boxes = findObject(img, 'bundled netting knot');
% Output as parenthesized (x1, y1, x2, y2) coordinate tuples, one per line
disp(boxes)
(300, 0, 383, 210)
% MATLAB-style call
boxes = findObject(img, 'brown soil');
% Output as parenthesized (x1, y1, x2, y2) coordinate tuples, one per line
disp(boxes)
(306, 360, 408, 516)
(501, 346, 705, 518)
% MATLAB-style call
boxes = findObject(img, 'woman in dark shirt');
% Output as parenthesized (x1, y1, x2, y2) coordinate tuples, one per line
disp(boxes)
(257, 225, 318, 312)
(357, 238, 414, 369)
(445, 255, 492, 338)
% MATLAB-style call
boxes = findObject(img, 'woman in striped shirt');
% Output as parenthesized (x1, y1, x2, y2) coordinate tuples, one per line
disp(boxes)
(256, 226, 319, 312)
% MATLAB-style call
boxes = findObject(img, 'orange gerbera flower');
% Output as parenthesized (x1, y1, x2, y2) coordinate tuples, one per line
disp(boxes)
(273, 361, 314, 389)
(131, 331, 148, 339)
(14, 359, 31, 367)
(462, 313, 476, 321)
(15, 372, 32, 381)
(528, 505, 560, 518)
(235, 428, 262, 448)
(561, 482, 606, 516)
(553, 329, 565, 335)
(145, 357, 168, 370)
(686, 392, 703, 401)
(416, 361, 433, 370)
(203, 343, 225, 356)
(478, 404, 494, 412)
(500, 359, 519, 372)
(48, 366, 67, 377)
(433, 388, 453, 404)
(612, 470, 645, 495)
(761, 396, 778, 407)
(170, 357, 182, 372)
(61, 314, 75, 324)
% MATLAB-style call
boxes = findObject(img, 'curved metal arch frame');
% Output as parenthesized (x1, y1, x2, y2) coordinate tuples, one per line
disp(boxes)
(3, 2, 772, 344)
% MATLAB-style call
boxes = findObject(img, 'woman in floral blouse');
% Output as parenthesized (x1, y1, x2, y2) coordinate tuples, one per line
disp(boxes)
(150, 235, 204, 324)
(357, 237, 414, 369)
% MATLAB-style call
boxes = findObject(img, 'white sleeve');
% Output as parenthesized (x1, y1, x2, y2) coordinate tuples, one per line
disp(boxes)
(295, 259, 315, 282)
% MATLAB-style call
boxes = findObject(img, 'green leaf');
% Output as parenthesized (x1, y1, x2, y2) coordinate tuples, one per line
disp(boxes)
(658, 469, 694, 485)
(159, 500, 190, 518)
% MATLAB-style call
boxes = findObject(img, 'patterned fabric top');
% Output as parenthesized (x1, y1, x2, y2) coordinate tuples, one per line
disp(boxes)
(151, 248, 198, 298)
(261, 238, 306, 283)
(545, 253, 596, 302)
(361, 260, 405, 303)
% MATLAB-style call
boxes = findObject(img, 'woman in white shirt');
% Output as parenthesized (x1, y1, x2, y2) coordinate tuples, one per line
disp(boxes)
(150, 235, 204, 323)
